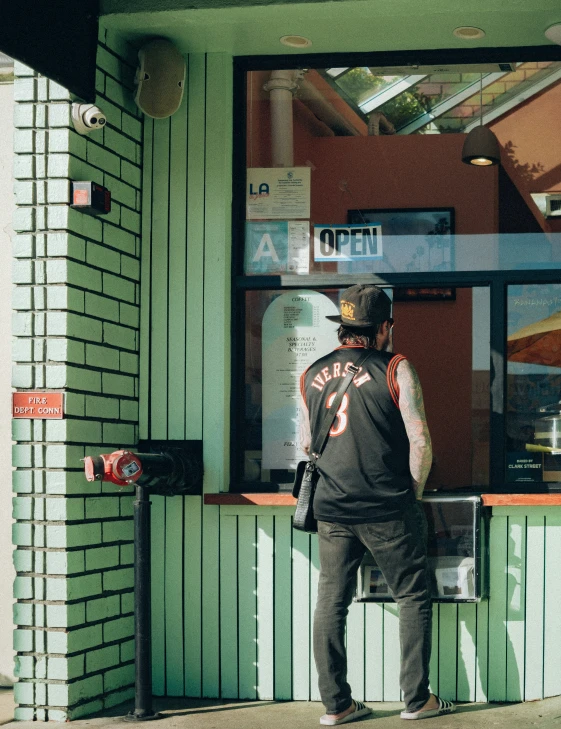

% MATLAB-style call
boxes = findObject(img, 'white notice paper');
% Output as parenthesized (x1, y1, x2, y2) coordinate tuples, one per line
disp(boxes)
(246, 167, 311, 220)
(288, 221, 310, 274)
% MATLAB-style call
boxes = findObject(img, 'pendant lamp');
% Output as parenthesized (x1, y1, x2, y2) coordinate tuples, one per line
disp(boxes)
(461, 74, 500, 166)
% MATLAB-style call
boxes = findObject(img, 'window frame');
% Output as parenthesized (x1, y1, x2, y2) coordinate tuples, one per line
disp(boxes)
(231, 44, 561, 494)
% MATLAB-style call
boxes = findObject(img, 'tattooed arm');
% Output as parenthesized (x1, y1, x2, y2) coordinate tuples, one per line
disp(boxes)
(299, 393, 312, 456)
(396, 360, 432, 500)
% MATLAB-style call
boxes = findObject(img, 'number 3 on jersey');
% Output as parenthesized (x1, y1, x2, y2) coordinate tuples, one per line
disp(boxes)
(326, 392, 349, 436)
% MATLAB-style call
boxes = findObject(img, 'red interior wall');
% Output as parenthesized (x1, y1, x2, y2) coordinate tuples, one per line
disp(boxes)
(305, 135, 498, 234)
(491, 80, 561, 194)
(392, 289, 473, 489)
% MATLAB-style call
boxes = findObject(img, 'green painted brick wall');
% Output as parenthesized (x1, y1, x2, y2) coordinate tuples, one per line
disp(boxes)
(12, 24, 141, 721)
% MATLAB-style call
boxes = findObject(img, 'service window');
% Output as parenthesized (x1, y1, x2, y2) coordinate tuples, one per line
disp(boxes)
(237, 285, 490, 492)
(234, 55, 561, 493)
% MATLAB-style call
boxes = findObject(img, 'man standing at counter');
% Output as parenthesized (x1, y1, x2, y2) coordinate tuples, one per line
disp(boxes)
(299, 284, 455, 724)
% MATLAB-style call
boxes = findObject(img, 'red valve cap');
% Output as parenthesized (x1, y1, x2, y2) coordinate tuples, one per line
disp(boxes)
(112, 451, 143, 484)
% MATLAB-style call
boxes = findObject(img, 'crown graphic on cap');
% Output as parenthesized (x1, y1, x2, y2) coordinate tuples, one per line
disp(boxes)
(340, 301, 355, 321)
(326, 284, 392, 328)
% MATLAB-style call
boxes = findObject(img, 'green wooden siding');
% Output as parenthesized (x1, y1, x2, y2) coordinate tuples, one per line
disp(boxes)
(141, 503, 561, 702)
(139, 54, 561, 703)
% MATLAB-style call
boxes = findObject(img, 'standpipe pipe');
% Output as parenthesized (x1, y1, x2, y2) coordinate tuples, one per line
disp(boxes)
(83, 446, 202, 720)
(263, 70, 299, 167)
(83, 451, 168, 721)
(124, 483, 159, 721)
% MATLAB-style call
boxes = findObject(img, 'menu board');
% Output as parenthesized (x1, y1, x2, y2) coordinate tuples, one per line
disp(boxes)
(261, 290, 339, 470)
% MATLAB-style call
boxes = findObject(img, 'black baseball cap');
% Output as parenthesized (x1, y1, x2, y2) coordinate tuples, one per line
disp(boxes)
(326, 284, 392, 328)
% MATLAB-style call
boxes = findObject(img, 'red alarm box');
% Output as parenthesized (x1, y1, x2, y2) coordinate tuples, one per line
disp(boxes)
(71, 181, 111, 215)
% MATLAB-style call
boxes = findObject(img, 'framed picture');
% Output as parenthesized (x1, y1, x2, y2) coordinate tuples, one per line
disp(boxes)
(347, 207, 455, 273)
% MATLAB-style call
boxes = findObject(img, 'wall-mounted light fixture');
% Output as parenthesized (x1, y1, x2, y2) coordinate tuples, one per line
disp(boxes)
(461, 74, 500, 166)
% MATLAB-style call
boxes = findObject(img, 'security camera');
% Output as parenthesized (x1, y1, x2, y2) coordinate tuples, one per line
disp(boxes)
(71, 103, 107, 135)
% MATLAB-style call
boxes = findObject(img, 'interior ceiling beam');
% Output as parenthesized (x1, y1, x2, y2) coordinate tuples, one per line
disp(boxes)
(396, 71, 510, 135)
(463, 65, 561, 131)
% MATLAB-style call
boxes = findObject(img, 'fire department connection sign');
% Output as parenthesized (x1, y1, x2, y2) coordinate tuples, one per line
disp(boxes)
(13, 392, 64, 419)
(314, 223, 383, 261)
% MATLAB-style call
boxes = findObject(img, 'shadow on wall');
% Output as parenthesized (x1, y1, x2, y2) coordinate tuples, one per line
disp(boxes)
(502, 140, 546, 186)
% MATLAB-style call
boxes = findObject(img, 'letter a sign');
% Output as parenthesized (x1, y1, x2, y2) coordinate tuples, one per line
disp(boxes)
(245, 222, 288, 273)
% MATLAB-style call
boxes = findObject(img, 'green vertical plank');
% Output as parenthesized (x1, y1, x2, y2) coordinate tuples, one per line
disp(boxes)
(457, 603, 477, 702)
(428, 605, 439, 696)
(220, 514, 238, 698)
(165, 497, 185, 695)
(139, 117, 153, 440)
(364, 603, 384, 701)
(309, 535, 321, 701)
(543, 512, 561, 698)
(201, 503, 220, 696)
(201, 52, 233, 696)
(346, 601, 365, 702)
(185, 53, 204, 440)
(382, 603, 400, 701)
(524, 514, 545, 701)
(438, 603, 458, 700)
(292, 529, 310, 700)
(151, 495, 166, 695)
(150, 116, 171, 439)
(506, 515, 526, 702)
(488, 515, 508, 701)
(167, 77, 188, 439)
(202, 51, 232, 490)
(274, 516, 292, 700)
(184, 495, 202, 697)
(474, 600, 489, 702)
(257, 516, 274, 700)
(238, 516, 257, 699)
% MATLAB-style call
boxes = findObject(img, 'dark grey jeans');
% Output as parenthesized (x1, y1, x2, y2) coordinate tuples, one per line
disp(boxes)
(313, 501, 432, 714)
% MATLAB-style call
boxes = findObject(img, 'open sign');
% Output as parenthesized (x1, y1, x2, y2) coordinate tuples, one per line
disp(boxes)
(314, 224, 383, 261)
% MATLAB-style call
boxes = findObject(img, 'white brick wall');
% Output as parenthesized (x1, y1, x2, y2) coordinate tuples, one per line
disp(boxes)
(0, 76, 15, 688)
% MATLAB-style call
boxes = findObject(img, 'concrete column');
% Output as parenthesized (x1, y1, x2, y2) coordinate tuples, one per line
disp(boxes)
(263, 70, 298, 168)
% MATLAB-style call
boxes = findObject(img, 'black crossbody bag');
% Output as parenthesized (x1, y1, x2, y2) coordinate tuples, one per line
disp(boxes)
(292, 349, 374, 533)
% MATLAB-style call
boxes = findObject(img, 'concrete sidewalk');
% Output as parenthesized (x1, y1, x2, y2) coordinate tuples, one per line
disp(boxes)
(0, 689, 14, 726)
(5, 695, 561, 728)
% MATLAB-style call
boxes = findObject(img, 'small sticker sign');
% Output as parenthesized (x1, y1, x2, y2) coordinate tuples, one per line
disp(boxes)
(245, 220, 309, 274)
(13, 392, 64, 419)
(314, 224, 383, 261)
(506, 451, 542, 482)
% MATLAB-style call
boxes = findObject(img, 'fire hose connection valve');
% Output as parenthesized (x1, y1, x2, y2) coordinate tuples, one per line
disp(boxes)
(82, 440, 202, 723)
(84, 450, 143, 487)
(83, 441, 203, 495)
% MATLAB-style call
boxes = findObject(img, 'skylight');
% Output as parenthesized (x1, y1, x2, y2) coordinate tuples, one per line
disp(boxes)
(321, 62, 561, 135)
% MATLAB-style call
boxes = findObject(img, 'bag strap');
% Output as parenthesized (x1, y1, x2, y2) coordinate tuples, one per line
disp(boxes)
(310, 348, 374, 462)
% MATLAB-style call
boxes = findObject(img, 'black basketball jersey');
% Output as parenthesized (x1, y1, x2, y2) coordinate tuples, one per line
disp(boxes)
(300, 345, 415, 523)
